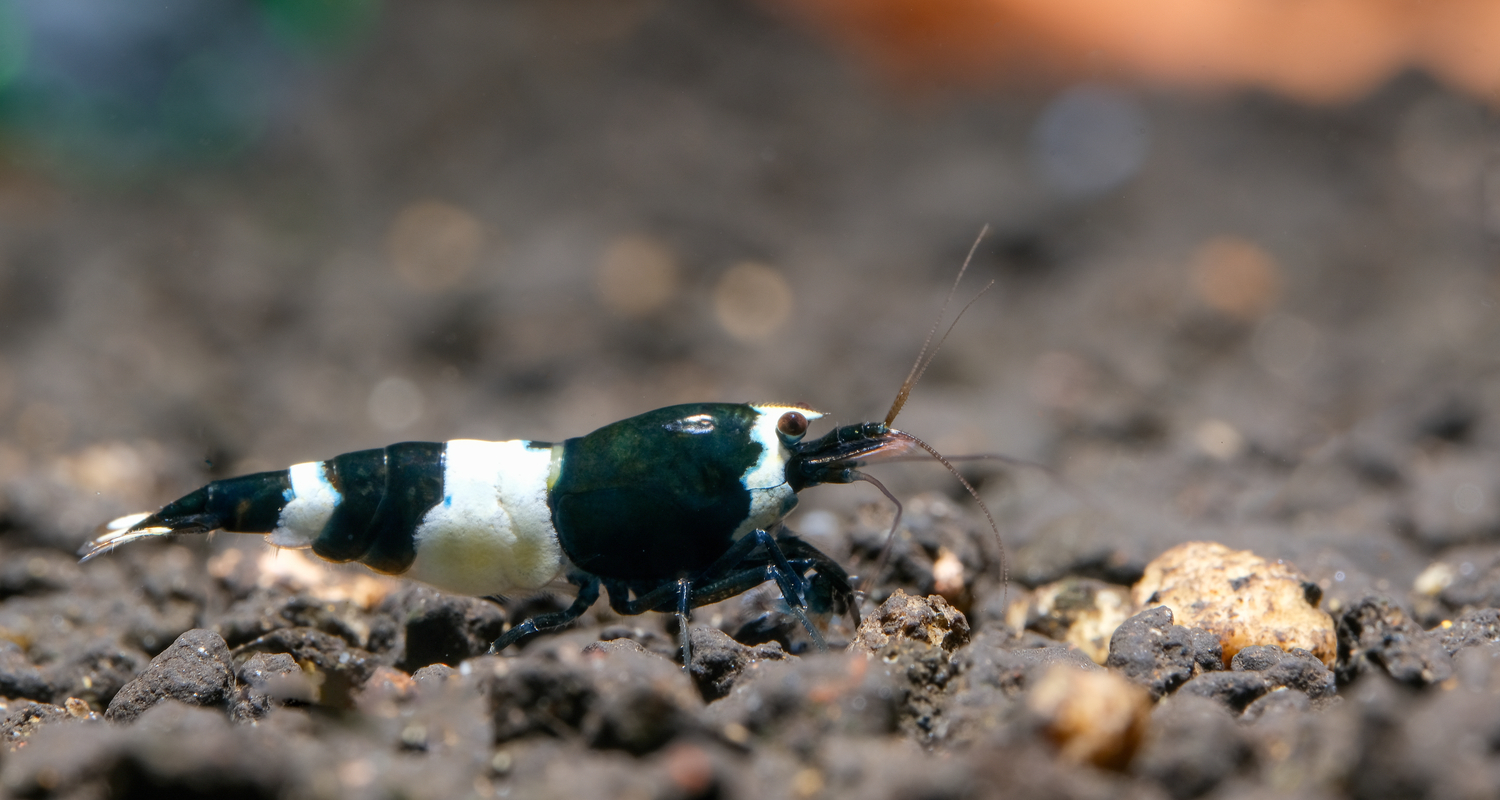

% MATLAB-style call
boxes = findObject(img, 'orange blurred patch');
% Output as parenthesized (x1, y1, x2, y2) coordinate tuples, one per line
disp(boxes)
(1190, 237, 1281, 321)
(767, 0, 1500, 102)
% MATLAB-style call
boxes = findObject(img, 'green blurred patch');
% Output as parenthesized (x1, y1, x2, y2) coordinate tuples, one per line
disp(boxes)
(0, 0, 26, 89)
(159, 53, 271, 161)
(256, 0, 382, 53)
(0, 1, 385, 181)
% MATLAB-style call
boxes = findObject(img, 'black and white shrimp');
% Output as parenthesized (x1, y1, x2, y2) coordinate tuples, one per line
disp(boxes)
(83, 248, 1002, 663)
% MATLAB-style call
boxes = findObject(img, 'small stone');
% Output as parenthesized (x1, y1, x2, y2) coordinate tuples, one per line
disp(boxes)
(848, 590, 971, 744)
(1259, 648, 1336, 700)
(849, 589, 970, 655)
(579, 644, 704, 755)
(1131, 694, 1251, 800)
(1336, 596, 1453, 686)
(1452, 643, 1500, 692)
(232, 627, 380, 708)
(411, 663, 457, 687)
(1434, 554, 1500, 611)
(1105, 606, 1215, 699)
(476, 656, 598, 744)
(1132, 541, 1336, 666)
(40, 640, 147, 708)
(0, 700, 71, 747)
(994, 643, 1102, 676)
(597, 625, 679, 661)
(230, 651, 311, 722)
(683, 626, 787, 702)
(1240, 687, 1311, 721)
(1235, 643, 1337, 702)
(1019, 577, 1133, 664)
(1025, 664, 1150, 769)
(106, 629, 234, 724)
(580, 638, 651, 658)
(0, 640, 50, 702)
(1176, 670, 1269, 711)
(62, 697, 98, 720)
(355, 664, 418, 711)
(235, 651, 300, 687)
(1228, 644, 1283, 672)
(1413, 561, 1456, 598)
(1438, 608, 1500, 655)
(704, 651, 898, 749)
(216, 588, 399, 654)
(1188, 628, 1225, 673)
(476, 644, 703, 755)
(660, 741, 718, 797)
(380, 585, 506, 671)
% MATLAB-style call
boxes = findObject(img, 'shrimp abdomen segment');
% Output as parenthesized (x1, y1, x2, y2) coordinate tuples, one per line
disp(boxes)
(403, 439, 561, 596)
(326, 441, 444, 574)
(158, 470, 294, 535)
(87, 440, 564, 598)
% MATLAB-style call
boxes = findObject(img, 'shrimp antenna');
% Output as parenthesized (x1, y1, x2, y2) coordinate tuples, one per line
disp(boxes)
(869, 452, 1102, 510)
(859, 227, 1008, 605)
(885, 226, 994, 427)
(858, 431, 1008, 605)
(851, 471, 902, 597)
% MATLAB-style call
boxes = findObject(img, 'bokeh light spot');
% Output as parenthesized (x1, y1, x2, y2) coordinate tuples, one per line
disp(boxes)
(713, 262, 793, 343)
(388, 200, 485, 292)
(367, 376, 424, 431)
(1396, 95, 1492, 195)
(596, 234, 679, 319)
(1190, 237, 1281, 321)
(1030, 84, 1149, 198)
(1453, 483, 1486, 516)
(1194, 419, 1245, 461)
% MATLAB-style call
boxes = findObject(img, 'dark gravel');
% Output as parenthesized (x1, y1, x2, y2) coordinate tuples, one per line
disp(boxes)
(382, 585, 507, 671)
(231, 651, 307, 722)
(105, 629, 234, 724)
(0, 642, 49, 703)
(684, 625, 789, 701)
(1, 546, 1499, 798)
(1133, 695, 1252, 800)
(1105, 606, 1220, 699)
(1336, 596, 1455, 687)
(1232, 644, 1336, 702)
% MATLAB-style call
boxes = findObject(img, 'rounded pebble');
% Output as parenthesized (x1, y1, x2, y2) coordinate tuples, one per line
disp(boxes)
(1132, 542, 1336, 666)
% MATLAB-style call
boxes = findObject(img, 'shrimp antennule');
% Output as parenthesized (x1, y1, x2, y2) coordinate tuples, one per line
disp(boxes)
(864, 227, 1007, 604)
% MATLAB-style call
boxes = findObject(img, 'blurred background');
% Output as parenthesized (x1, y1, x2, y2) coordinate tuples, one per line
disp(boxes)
(1, 0, 1498, 607)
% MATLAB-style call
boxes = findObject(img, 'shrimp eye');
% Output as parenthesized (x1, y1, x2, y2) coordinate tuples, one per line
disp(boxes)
(777, 410, 809, 439)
